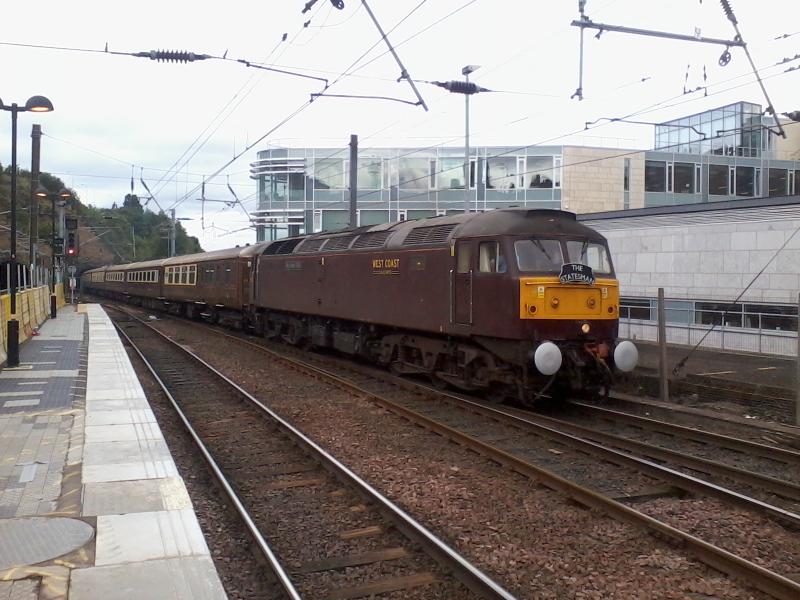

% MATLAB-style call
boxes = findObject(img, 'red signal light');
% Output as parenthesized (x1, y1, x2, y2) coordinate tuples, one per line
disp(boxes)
(67, 248, 75, 256)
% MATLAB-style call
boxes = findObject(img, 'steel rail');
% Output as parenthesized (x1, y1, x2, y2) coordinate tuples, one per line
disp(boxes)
(112, 320, 302, 600)
(398, 386, 800, 529)
(151, 318, 800, 600)
(110, 308, 517, 600)
(572, 401, 800, 464)
(500, 407, 800, 503)
(141, 312, 800, 522)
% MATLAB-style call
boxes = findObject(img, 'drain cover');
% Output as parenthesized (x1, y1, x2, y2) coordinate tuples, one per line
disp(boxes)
(0, 518, 94, 570)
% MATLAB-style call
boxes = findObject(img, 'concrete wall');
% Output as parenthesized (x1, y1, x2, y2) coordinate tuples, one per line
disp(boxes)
(582, 202, 800, 304)
(562, 147, 645, 213)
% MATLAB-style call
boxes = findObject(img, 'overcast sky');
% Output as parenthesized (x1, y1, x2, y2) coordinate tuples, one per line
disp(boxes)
(1, 0, 797, 251)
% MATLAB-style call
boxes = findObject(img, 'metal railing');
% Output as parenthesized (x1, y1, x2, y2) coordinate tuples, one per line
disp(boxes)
(620, 304, 799, 357)
(0, 263, 56, 294)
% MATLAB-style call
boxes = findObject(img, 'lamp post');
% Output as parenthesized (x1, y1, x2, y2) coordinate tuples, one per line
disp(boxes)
(427, 68, 488, 213)
(35, 186, 72, 319)
(462, 65, 480, 214)
(1, 95, 54, 367)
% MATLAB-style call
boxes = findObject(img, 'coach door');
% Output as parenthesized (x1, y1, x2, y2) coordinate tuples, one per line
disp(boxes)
(452, 241, 472, 325)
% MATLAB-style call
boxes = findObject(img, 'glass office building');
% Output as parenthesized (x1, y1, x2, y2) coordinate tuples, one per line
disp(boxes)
(645, 102, 799, 206)
(250, 146, 564, 239)
(250, 102, 800, 238)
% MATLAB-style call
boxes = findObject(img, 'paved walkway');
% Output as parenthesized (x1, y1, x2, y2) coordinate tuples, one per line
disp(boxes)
(0, 305, 226, 599)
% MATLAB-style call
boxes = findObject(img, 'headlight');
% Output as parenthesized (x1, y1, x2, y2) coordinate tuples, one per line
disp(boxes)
(580, 323, 591, 334)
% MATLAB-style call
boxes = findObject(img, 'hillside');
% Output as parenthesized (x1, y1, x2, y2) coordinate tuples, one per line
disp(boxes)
(1, 164, 202, 270)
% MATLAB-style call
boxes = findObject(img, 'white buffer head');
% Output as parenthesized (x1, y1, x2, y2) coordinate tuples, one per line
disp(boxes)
(534, 341, 562, 376)
(614, 340, 638, 372)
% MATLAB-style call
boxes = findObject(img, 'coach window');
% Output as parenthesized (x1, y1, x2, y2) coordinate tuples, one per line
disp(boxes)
(179, 266, 187, 285)
(478, 241, 506, 273)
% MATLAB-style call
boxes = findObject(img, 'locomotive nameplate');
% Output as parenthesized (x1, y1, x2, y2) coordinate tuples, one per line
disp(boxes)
(372, 257, 400, 275)
(559, 263, 595, 285)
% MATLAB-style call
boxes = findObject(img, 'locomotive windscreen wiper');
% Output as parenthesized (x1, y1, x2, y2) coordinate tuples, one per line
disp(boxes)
(532, 238, 555, 263)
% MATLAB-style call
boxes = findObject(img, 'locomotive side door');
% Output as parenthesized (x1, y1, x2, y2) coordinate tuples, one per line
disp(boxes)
(452, 241, 473, 325)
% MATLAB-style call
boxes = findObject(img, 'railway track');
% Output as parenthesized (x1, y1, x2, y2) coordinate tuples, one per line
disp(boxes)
(604, 391, 800, 449)
(108, 307, 515, 600)
(125, 307, 800, 600)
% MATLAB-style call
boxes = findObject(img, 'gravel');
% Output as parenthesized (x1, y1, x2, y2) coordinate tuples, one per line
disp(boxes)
(142, 316, 775, 599)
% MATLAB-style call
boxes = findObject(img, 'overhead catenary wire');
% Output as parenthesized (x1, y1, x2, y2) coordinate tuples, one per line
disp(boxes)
(303, 57, 799, 205)
(166, 0, 454, 213)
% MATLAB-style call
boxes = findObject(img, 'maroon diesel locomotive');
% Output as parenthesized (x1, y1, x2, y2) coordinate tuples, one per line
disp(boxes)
(83, 209, 637, 402)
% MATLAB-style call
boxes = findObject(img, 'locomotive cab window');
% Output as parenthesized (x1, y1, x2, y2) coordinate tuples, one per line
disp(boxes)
(565, 240, 612, 275)
(456, 241, 471, 273)
(478, 242, 506, 273)
(514, 239, 562, 273)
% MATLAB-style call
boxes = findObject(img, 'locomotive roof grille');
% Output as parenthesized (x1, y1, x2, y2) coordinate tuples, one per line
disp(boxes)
(403, 224, 457, 246)
(264, 238, 303, 255)
(297, 238, 326, 253)
(322, 235, 356, 251)
(351, 231, 391, 249)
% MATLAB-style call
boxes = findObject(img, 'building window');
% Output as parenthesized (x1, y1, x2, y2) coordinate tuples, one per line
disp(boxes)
(743, 304, 798, 331)
(735, 166, 755, 197)
(623, 158, 630, 192)
(356, 158, 381, 190)
(486, 156, 518, 190)
(437, 158, 467, 190)
(554, 156, 562, 189)
(696, 302, 742, 327)
(708, 164, 728, 195)
(644, 160, 666, 192)
(526, 156, 554, 188)
(398, 158, 430, 190)
(314, 159, 344, 189)
(620, 298, 651, 320)
(673, 162, 695, 194)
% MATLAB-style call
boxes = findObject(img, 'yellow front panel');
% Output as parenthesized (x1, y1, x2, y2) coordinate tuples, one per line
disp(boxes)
(519, 277, 619, 320)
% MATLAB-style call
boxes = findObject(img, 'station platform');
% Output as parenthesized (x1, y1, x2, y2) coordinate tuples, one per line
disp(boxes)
(635, 341, 796, 391)
(0, 305, 226, 599)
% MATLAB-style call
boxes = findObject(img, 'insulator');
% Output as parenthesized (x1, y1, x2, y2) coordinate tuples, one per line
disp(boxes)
(442, 80, 482, 95)
(719, 0, 738, 25)
(147, 50, 207, 63)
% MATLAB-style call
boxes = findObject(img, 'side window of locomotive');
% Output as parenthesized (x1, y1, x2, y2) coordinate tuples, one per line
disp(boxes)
(456, 242, 472, 273)
(478, 242, 506, 273)
(514, 239, 563, 272)
(565, 240, 612, 275)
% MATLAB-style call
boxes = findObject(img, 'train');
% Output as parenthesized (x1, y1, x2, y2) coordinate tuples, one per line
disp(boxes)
(83, 208, 637, 403)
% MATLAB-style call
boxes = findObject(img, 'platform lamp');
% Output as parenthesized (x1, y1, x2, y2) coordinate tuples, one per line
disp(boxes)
(35, 185, 72, 319)
(1, 95, 54, 367)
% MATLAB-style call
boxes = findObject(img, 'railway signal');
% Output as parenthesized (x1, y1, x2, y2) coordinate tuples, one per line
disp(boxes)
(67, 231, 77, 257)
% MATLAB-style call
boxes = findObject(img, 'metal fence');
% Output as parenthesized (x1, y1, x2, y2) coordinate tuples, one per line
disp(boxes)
(0, 263, 54, 294)
(620, 304, 799, 357)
